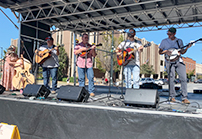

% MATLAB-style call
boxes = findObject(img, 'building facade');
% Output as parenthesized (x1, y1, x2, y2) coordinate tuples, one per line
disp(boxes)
(182, 57, 196, 74)
(11, 38, 18, 47)
(10, 31, 202, 81)
(196, 63, 202, 77)
(51, 30, 165, 79)
(13, 31, 202, 80)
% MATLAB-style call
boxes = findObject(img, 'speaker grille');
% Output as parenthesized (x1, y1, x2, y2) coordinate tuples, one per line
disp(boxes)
(23, 84, 50, 98)
(57, 86, 89, 102)
(124, 89, 159, 107)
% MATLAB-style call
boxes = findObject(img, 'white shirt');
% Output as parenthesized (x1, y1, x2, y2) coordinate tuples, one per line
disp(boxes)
(118, 39, 142, 66)
(159, 37, 184, 63)
(38, 45, 59, 68)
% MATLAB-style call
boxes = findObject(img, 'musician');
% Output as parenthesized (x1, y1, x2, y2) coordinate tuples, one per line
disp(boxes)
(116, 28, 143, 88)
(1, 45, 21, 91)
(37, 36, 59, 94)
(74, 33, 97, 97)
(159, 27, 192, 104)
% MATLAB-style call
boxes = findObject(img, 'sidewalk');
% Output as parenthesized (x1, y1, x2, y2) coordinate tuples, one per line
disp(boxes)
(36, 79, 109, 87)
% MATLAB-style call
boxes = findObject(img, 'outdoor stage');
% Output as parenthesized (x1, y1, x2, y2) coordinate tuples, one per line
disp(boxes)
(1, 85, 202, 139)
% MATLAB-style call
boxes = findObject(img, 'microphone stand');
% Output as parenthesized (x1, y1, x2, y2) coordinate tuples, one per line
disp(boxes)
(120, 39, 128, 99)
(159, 55, 173, 105)
(120, 46, 125, 99)
(96, 48, 116, 97)
(91, 47, 118, 101)
(167, 56, 172, 102)
(84, 44, 88, 88)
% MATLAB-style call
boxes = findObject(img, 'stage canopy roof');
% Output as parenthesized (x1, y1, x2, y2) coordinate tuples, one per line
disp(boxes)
(1, 0, 202, 33)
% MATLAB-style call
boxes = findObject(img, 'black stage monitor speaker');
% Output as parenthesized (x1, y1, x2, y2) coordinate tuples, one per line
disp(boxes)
(57, 85, 89, 102)
(23, 84, 51, 98)
(140, 83, 162, 89)
(124, 89, 159, 107)
(0, 85, 5, 94)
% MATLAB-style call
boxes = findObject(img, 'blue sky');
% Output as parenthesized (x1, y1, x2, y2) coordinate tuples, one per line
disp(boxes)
(0, 8, 19, 50)
(0, 7, 202, 63)
(137, 27, 202, 64)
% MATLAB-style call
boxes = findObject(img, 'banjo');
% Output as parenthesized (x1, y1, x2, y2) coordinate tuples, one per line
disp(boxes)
(165, 38, 202, 62)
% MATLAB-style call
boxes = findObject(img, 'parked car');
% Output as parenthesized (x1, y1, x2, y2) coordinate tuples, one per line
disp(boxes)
(154, 79, 164, 85)
(122, 79, 133, 84)
(139, 78, 154, 85)
(159, 78, 168, 85)
(139, 78, 146, 85)
(174, 78, 181, 84)
(174, 78, 189, 83)
(194, 79, 202, 83)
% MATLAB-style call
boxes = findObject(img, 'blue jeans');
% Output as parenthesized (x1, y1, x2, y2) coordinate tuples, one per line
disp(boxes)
(124, 65, 140, 88)
(42, 67, 58, 91)
(77, 67, 94, 93)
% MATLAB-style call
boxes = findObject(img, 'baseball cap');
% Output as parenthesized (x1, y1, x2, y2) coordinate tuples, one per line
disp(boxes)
(45, 36, 53, 41)
(168, 27, 176, 33)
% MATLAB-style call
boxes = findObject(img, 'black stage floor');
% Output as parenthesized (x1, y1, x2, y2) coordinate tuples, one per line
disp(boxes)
(1, 84, 202, 114)
(1, 84, 202, 139)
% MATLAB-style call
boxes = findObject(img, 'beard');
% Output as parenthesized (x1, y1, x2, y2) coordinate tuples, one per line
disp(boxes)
(128, 33, 135, 38)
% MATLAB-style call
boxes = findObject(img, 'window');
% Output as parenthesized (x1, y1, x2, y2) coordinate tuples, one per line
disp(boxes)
(160, 60, 163, 66)
(60, 31, 63, 44)
(57, 33, 59, 44)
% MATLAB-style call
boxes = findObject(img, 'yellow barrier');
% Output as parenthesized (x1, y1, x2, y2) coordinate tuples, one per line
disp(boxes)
(0, 123, 21, 139)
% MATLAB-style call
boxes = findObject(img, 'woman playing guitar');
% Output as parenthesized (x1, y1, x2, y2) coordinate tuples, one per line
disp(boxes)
(1, 45, 21, 91)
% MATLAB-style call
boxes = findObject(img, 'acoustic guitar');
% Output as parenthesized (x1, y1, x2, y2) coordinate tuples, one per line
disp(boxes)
(35, 44, 63, 64)
(117, 43, 151, 66)
(12, 54, 35, 90)
(165, 38, 202, 62)
(78, 43, 102, 57)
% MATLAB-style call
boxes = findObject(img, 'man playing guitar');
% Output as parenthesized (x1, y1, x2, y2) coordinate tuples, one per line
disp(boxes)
(36, 36, 59, 94)
(116, 28, 143, 88)
(159, 27, 192, 104)
(74, 33, 97, 97)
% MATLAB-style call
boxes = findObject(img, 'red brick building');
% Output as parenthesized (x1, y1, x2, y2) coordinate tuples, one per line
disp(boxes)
(182, 57, 196, 74)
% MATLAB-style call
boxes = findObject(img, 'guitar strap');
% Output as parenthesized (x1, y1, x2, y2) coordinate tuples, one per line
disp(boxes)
(124, 39, 138, 65)
(133, 40, 138, 63)
(51, 45, 59, 65)
(176, 39, 182, 60)
(123, 40, 127, 49)
(176, 39, 180, 48)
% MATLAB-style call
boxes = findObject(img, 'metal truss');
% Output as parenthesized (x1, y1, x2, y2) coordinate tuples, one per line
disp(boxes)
(5, 0, 202, 33)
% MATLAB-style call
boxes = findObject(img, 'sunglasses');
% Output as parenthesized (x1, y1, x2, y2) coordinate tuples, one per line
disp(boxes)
(167, 32, 173, 35)
(46, 39, 53, 41)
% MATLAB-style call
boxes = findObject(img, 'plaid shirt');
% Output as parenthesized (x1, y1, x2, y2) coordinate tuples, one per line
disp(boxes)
(74, 42, 94, 68)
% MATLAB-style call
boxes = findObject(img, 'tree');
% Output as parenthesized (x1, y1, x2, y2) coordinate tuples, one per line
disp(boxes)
(197, 75, 202, 79)
(187, 69, 195, 79)
(140, 62, 155, 77)
(163, 71, 168, 76)
(58, 46, 68, 81)
(96, 31, 124, 75)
